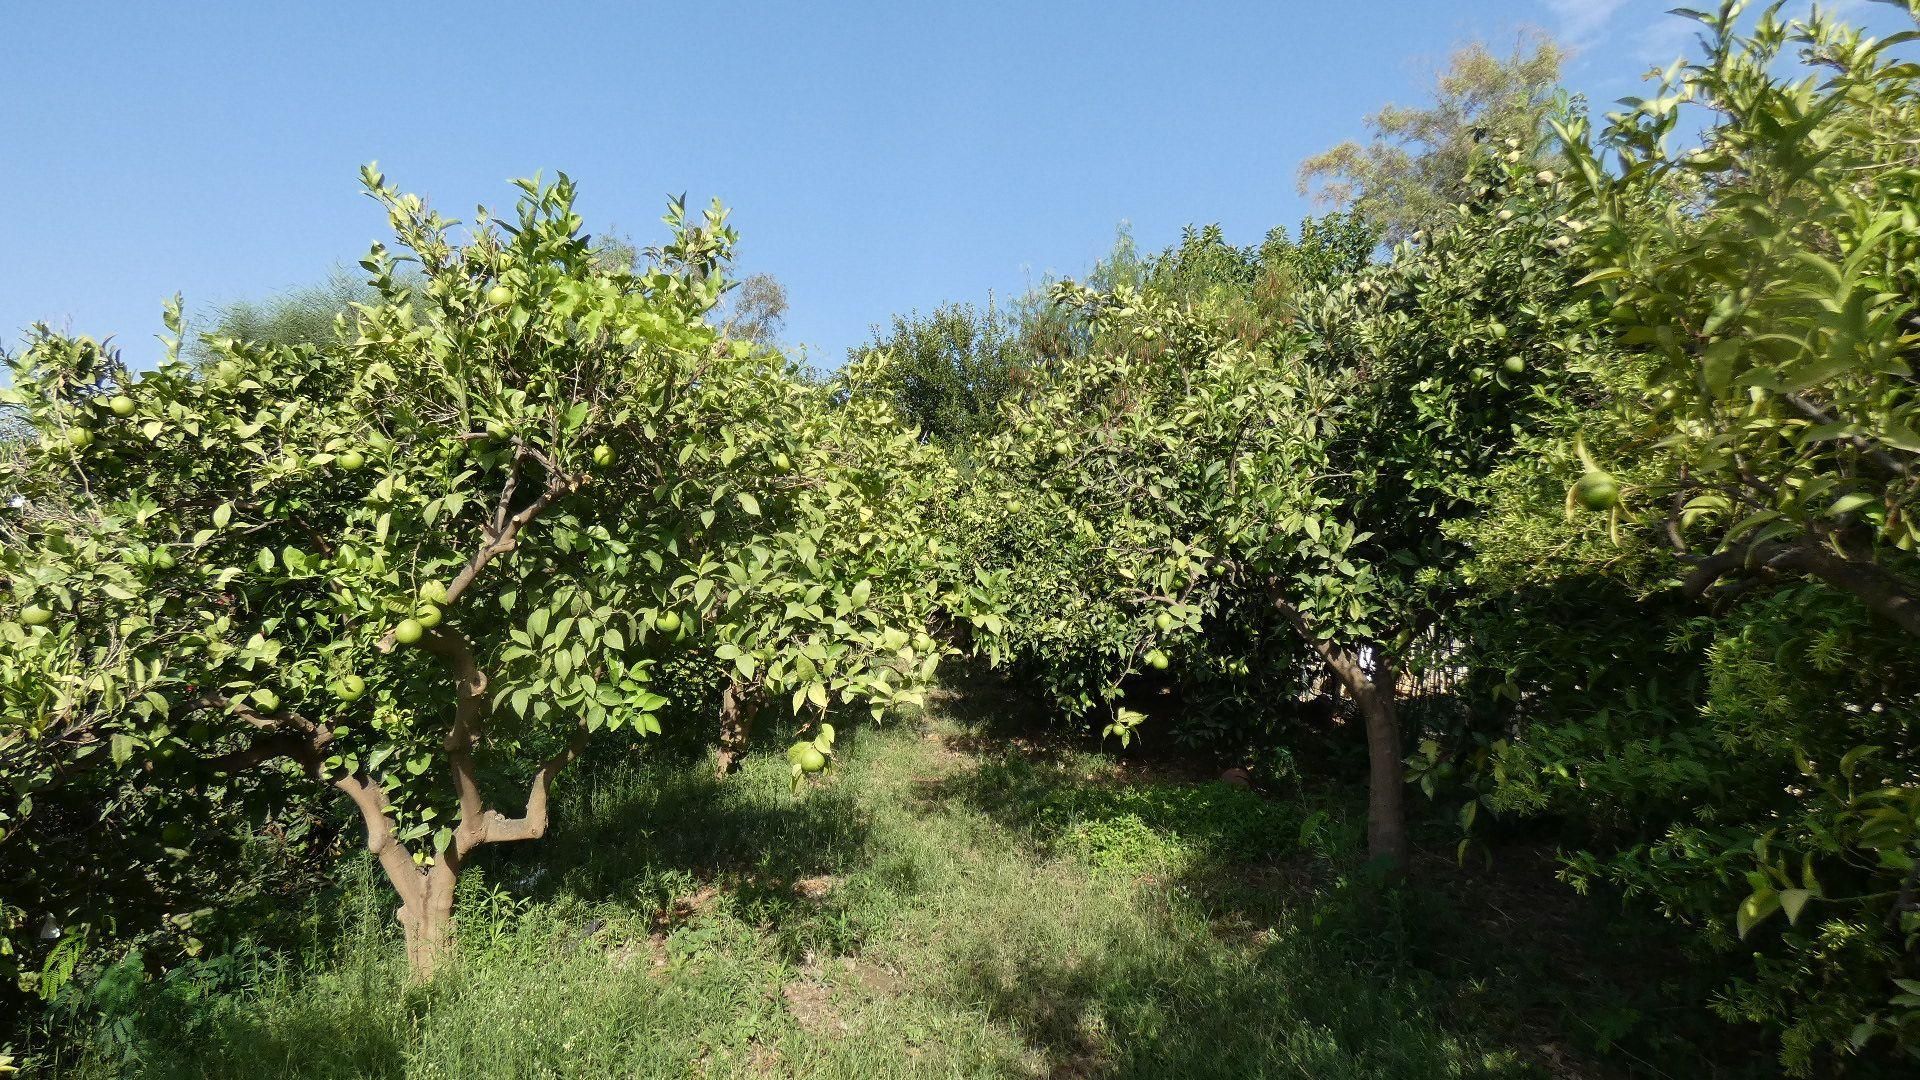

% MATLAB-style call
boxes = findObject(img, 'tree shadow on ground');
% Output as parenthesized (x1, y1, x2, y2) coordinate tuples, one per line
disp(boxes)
(916, 726, 1743, 1079)
(473, 734, 876, 953)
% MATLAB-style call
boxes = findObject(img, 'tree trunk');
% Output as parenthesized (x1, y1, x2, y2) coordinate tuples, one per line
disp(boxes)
(1347, 664, 1409, 871)
(401, 858, 461, 978)
(398, 865, 458, 978)
(1271, 594, 1410, 873)
(714, 682, 758, 777)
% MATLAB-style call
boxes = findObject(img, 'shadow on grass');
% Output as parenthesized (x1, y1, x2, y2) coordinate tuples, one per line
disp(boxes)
(936, 914, 1535, 1080)
(462, 734, 878, 962)
(915, 725, 1735, 1079)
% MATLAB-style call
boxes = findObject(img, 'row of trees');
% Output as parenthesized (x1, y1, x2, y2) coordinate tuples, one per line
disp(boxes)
(903, 4, 1920, 1073)
(3, 2, 1916, 1073)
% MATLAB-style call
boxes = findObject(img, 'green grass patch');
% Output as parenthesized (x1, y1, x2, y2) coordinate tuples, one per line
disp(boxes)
(36, 707, 1697, 1078)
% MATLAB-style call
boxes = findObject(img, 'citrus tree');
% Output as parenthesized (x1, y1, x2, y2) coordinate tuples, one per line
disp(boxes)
(1561, 1, 1920, 635)
(1444, 5, 1920, 1066)
(947, 277, 1442, 860)
(950, 111, 1611, 867)
(0, 169, 941, 981)
(671, 351, 956, 778)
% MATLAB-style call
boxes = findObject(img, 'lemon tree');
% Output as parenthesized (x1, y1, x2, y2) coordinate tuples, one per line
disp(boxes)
(0, 169, 944, 981)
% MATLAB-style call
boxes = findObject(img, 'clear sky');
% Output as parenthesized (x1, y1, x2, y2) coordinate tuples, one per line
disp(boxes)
(3, 1, 1909, 370)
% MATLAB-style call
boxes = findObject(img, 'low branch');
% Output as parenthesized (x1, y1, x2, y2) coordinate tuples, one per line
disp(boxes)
(1782, 393, 1912, 479)
(1268, 589, 1375, 693)
(466, 727, 591, 851)
(336, 772, 425, 911)
(199, 729, 325, 776)
(1683, 540, 1920, 637)
(418, 628, 490, 834)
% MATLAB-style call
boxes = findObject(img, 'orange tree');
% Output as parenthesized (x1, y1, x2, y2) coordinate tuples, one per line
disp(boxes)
(1561, 2, 1920, 632)
(950, 279, 1417, 861)
(949, 122, 1605, 871)
(0, 169, 943, 983)
(1431, 5, 1920, 1068)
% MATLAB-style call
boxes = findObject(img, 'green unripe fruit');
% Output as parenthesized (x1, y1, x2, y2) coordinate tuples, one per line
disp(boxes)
(1053, 439, 1072, 456)
(108, 395, 136, 417)
(337, 449, 365, 471)
(415, 603, 443, 629)
(771, 451, 792, 473)
(418, 580, 450, 605)
(67, 427, 95, 450)
(1503, 356, 1526, 374)
(593, 444, 615, 467)
(1575, 471, 1620, 512)
(393, 618, 425, 645)
(485, 284, 514, 306)
(20, 605, 52, 627)
(1144, 649, 1169, 671)
(1154, 612, 1175, 633)
(655, 610, 682, 633)
(796, 745, 827, 773)
(334, 674, 367, 702)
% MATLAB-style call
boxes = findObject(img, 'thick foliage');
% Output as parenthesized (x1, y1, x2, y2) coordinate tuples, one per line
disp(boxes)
(0, 171, 946, 995)
(853, 302, 1029, 447)
(1434, 5, 1920, 1071)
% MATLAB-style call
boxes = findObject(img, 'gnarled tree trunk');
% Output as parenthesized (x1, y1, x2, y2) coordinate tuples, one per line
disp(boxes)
(324, 626, 589, 980)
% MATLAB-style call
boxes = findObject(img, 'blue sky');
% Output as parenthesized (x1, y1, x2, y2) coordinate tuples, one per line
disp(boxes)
(3, 1, 1910, 370)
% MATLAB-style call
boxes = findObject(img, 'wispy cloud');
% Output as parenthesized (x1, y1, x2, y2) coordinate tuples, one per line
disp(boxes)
(1544, 0, 1630, 49)
(1635, 9, 1705, 72)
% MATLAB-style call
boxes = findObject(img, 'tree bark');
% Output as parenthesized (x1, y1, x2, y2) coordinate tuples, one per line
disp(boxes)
(399, 861, 458, 978)
(1682, 539, 1920, 638)
(714, 682, 758, 777)
(1271, 593, 1410, 873)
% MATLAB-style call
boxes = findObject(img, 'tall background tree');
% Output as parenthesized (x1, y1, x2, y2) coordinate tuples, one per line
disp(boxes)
(1297, 33, 1564, 244)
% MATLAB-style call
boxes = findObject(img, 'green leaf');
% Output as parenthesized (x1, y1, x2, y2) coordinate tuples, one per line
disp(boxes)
(1737, 889, 1780, 939)
(1778, 888, 1813, 926)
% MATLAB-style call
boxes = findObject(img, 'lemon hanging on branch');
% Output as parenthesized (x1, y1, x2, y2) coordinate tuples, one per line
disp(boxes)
(788, 723, 837, 792)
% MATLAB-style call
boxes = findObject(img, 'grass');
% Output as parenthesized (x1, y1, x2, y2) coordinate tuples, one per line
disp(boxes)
(42, 691, 1728, 1078)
